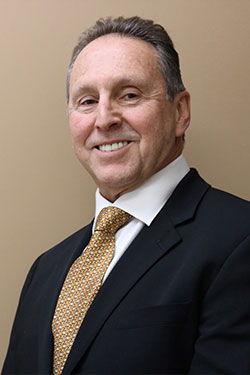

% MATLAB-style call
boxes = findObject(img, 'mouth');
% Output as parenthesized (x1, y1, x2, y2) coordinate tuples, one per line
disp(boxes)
(96, 141, 129, 152)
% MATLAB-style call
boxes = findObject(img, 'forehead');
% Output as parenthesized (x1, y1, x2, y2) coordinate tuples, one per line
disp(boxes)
(70, 34, 163, 89)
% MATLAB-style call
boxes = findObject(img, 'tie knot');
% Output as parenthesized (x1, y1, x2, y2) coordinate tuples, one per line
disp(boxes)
(95, 206, 132, 233)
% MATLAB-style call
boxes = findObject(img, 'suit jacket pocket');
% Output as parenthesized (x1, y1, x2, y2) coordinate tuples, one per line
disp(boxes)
(116, 301, 191, 329)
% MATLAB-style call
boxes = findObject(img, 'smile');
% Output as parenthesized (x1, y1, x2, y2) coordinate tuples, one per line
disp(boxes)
(97, 141, 129, 152)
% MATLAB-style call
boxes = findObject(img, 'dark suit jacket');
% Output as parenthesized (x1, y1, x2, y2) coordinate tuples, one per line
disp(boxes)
(3, 169, 250, 374)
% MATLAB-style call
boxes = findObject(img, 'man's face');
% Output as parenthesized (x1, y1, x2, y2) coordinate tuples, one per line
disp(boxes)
(68, 35, 190, 202)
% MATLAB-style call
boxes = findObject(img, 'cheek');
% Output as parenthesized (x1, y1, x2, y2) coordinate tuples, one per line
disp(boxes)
(139, 117, 175, 159)
(134, 112, 166, 142)
(69, 112, 92, 143)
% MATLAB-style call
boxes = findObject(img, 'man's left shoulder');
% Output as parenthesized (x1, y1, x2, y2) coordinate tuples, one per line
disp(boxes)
(179, 168, 250, 238)
(187, 168, 250, 217)
(205, 185, 250, 216)
(197, 184, 250, 243)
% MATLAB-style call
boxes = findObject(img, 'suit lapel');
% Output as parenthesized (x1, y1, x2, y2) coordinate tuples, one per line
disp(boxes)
(63, 169, 210, 373)
(37, 223, 93, 373)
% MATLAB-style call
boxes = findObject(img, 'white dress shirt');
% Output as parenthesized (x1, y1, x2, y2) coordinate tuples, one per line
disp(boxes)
(92, 154, 189, 282)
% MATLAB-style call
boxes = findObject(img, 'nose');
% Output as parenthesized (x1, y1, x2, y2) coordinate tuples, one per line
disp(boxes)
(95, 98, 121, 130)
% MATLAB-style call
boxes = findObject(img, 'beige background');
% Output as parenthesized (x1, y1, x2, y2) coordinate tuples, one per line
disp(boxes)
(1, 0, 250, 365)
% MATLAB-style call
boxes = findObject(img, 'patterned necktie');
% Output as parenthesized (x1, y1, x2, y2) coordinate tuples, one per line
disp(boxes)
(52, 206, 131, 374)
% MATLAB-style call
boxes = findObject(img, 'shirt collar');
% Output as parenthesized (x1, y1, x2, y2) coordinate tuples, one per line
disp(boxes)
(95, 154, 189, 227)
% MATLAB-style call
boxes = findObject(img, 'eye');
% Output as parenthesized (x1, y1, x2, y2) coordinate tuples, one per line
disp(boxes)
(76, 97, 98, 113)
(79, 98, 98, 106)
(120, 90, 141, 105)
(124, 93, 138, 100)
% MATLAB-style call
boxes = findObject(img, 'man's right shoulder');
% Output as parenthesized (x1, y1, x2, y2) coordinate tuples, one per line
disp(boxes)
(34, 221, 93, 269)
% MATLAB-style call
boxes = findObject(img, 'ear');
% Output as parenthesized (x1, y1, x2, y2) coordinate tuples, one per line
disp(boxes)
(174, 91, 191, 138)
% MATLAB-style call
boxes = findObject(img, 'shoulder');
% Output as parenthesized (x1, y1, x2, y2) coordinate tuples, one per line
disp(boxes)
(19, 222, 93, 300)
(199, 186, 250, 244)
(169, 168, 250, 249)
(181, 168, 250, 217)
(199, 181, 250, 228)
(202, 185, 250, 218)
(185, 172, 250, 255)
(168, 168, 250, 225)
(31, 221, 93, 271)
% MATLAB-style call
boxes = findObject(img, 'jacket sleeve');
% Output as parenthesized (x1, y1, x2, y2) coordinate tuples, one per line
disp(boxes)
(189, 233, 250, 374)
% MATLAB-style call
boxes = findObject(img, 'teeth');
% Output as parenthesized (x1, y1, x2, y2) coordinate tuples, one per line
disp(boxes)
(99, 141, 128, 152)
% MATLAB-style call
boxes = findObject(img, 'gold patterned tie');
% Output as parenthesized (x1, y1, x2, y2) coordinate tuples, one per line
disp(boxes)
(52, 206, 131, 374)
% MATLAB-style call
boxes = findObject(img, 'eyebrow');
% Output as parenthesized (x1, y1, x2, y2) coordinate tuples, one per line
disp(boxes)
(71, 76, 145, 99)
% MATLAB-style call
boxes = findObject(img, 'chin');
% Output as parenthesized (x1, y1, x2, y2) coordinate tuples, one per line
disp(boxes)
(96, 173, 140, 199)
(95, 165, 139, 184)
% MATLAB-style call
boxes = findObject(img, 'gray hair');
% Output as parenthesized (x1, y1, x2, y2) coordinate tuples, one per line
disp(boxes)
(66, 16, 185, 102)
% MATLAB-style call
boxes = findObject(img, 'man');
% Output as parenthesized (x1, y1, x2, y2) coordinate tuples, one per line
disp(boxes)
(3, 16, 250, 374)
